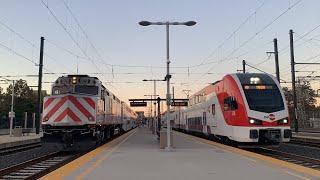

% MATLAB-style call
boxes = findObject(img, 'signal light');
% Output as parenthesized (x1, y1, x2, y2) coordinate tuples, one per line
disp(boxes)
(72, 76, 77, 84)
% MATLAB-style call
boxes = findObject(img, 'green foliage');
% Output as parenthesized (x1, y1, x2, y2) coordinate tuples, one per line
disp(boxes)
(282, 83, 317, 110)
(0, 79, 39, 118)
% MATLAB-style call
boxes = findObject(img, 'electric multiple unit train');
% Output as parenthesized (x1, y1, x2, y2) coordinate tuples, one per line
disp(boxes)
(41, 75, 138, 150)
(170, 73, 292, 147)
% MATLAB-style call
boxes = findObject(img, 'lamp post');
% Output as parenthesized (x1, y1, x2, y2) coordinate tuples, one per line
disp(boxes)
(143, 79, 165, 135)
(144, 94, 159, 133)
(139, 20, 196, 151)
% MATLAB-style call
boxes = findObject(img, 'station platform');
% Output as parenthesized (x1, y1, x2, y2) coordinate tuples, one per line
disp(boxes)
(41, 127, 320, 180)
(0, 132, 42, 150)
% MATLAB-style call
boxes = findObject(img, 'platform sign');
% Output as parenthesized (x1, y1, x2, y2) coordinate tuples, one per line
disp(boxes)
(171, 101, 188, 106)
(130, 102, 147, 107)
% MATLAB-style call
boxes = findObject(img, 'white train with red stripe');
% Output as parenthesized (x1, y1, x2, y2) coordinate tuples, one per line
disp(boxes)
(171, 73, 292, 147)
(42, 75, 138, 149)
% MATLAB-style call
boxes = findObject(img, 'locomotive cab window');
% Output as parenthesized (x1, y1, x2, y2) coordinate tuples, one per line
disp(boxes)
(52, 85, 73, 95)
(75, 85, 98, 95)
(224, 96, 238, 111)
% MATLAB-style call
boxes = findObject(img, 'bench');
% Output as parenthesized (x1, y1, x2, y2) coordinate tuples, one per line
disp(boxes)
(22, 128, 32, 136)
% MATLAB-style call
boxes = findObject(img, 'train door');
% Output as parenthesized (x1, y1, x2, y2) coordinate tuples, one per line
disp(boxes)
(203, 111, 208, 134)
(211, 104, 217, 127)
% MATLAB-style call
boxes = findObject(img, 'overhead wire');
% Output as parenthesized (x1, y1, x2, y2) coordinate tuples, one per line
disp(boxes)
(194, 0, 303, 83)
(189, 0, 267, 75)
(0, 19, 76, 74)
(41, 0, 119, 92)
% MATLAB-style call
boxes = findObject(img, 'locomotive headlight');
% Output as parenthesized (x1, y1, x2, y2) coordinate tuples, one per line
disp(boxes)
(88, 116, 94, 121)
(44, 116, 49, 121)
(277, 119, 288, 125)
(249, 119, 262, 125)
(250, 77, 260, 84)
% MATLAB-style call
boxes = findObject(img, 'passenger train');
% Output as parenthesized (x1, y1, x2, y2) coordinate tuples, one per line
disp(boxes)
(41, 75, 138, 150)
(170, 73, 292, 147)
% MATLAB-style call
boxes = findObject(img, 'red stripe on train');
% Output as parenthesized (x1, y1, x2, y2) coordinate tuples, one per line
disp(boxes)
(68, 96, 95, 121)
(46, 96, 68, 119)
(53, 107, 81, 122)
(83, 97, 95, 109)
(44, 98, 56, 110)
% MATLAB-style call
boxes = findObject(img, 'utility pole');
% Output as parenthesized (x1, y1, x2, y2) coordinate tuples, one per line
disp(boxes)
(242, 60, 246, 73)
(290, 30, 298, 133)
(157, 97, 161, 139)
(9, 80, 15, 137)
(36, 37, 44, 134)
(172, 86, 175, 102)
(274, 38, 280, 82)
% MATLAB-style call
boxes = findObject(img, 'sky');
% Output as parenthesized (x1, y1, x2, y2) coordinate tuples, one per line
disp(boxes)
(1, 0, 320, 113)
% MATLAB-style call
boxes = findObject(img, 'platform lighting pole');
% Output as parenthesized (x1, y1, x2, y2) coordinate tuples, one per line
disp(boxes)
(144, 95, 153, 129)
(139, 20, 196, 151)
(143, 79, 165, 133)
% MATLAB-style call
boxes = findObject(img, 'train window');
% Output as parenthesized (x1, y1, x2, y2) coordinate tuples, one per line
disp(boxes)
(230, 96, 238, 110)
(75, 85, 98, 95)
(52, 85, 73, 95)
(224, 98, 230, 111)
(224, 96, 238, 111)
(243, 84, 284, 113)
(212, 104, 216, 115)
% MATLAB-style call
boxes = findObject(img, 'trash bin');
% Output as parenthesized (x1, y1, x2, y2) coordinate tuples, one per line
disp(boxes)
(160, 128, 173, 149)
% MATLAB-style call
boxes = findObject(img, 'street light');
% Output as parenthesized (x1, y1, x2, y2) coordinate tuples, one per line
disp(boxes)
(143, 79, 165, 135)
(144, 94, 159, 133)
(139, 20, 196, 151)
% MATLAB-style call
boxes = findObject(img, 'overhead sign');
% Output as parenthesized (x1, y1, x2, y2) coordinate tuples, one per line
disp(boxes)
(171, 101, 188, 106)
(130, 102, 147, 107)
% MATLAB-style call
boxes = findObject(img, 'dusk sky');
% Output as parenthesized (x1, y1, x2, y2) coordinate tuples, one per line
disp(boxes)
(1, 0, 320, 112)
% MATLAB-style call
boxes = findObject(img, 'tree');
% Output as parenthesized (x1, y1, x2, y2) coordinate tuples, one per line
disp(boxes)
(282, 83, 317, 110)
(0, 80, 37, 118)
(6, 79, 35, 99)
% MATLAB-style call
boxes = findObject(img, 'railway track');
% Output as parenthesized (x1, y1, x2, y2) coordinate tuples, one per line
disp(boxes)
(250, 148, 320, 170)
(0, 142, 42, 156)
(288, 138, 320, 148)
(0, 129, 133, 179)
(0, 151, 81, 180)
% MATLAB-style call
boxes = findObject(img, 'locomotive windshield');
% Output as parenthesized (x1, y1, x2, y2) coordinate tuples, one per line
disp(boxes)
(52, 85, 73, 95)
(236, 74, 284, 113)
(52, 85, 98, 95)
(75, 85, 98, 95)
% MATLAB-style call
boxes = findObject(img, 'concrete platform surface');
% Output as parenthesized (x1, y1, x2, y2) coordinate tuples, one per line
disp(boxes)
(41, 127, 320, 180)
(0, 132, 42, 150)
